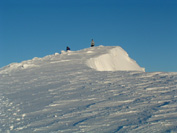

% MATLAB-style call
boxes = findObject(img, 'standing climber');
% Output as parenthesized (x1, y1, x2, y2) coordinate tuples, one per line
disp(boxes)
(91, 39, 95, 47)
(66, 46, 70, 51)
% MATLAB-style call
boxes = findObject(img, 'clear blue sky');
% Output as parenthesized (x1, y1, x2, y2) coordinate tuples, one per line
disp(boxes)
(0, 0, 177, 72)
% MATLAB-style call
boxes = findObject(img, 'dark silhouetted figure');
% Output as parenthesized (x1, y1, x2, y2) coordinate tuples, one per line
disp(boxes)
(91, 39, 95, 47)
(66, 46, 70, 51)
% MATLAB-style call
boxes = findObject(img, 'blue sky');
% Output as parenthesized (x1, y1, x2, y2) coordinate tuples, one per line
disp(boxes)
(0, 0, 177, 72)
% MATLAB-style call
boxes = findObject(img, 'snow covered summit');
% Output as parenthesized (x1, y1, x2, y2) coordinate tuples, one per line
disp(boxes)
(0, 46, 177, 132)
(0, 46, 145, 74)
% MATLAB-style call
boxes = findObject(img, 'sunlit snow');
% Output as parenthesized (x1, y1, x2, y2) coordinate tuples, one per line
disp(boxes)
(86, 46, 145, 71)
(0, 46, 177, 132)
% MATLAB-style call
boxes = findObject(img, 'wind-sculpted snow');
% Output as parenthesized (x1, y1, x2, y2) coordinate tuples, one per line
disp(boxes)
(0, 46, 177, 132)
(0, 46, 144, 74)
(86, 46, 145, 72)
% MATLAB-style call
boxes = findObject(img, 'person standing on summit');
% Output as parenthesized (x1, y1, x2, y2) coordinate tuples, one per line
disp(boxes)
(91, 39, 95, 47)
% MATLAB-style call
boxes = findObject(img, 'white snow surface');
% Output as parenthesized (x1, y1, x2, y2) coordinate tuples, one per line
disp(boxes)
(0, 46, 177, 132)
(86, 46, 145, 72)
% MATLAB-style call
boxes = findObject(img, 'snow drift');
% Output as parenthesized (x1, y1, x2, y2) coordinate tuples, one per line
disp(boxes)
(0, 46, 145, 74)
(86, 46, 145, 72)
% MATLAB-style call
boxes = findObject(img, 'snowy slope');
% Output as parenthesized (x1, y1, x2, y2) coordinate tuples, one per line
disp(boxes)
(0, 46, 177, 132)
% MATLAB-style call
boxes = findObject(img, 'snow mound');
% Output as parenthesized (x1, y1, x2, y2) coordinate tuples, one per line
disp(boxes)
(0, 46, 145, 74)
(86, 46, 145, 72)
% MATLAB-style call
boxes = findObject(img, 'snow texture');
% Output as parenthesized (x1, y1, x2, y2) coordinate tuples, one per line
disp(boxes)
(86, 46, 145, 71)
(0, 46, 177, 133)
